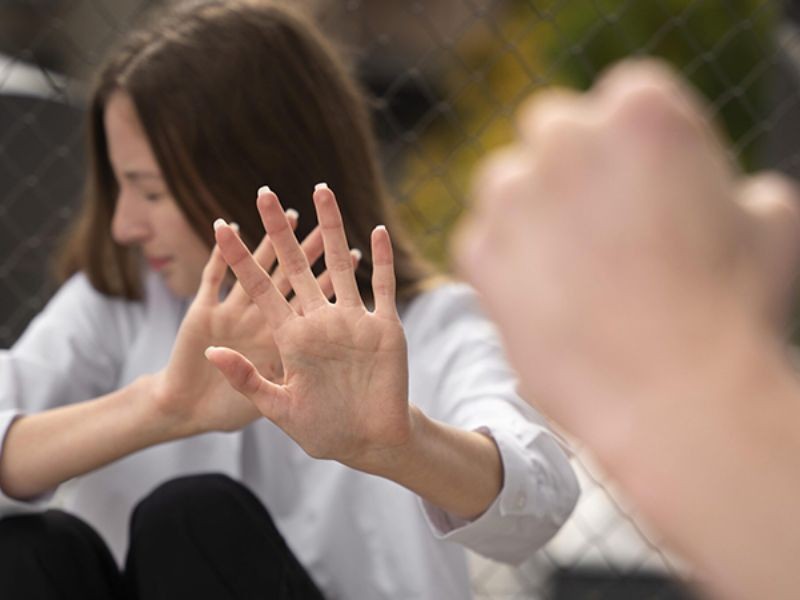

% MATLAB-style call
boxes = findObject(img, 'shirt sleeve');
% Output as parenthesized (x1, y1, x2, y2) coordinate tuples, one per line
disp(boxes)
(404, 284, 580, 564)
(0, 273, 136, 510)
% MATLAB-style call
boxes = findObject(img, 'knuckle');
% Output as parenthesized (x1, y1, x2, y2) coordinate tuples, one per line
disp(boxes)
(327, 254, 353, 273)
(372, 280, 395, 298)
(245, 275, 274, 300)
(598, 58, 680, 99)
(615, 84, 676, 123)
(472, 146, 530, 211)
(240, 364, 262, 394)
(281, 253, 309, 276)
(517, 89, 584, 141)
(270, 268, 287, 287)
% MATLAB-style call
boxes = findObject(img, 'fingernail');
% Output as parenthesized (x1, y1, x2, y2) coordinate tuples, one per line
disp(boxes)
(204, 346, 217, 358)
(285, 208, 299, 220)
(258, 185, 272, 196)
(351, 248, 362, 260)
(230, 221, 240, 232)
(374, 224, 386, 232)
(314, 182, 329, 191)
(213, 218, 227, 231)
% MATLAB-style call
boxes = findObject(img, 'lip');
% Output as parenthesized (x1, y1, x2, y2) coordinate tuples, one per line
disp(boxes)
(146, 256, 172, 271)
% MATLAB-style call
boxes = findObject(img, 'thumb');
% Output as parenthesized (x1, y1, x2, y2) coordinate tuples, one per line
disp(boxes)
(737, 172, 800, 331)
(205, 346, 288, 420)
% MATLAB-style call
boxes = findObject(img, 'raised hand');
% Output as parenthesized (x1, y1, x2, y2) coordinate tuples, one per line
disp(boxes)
(151, 210, 353, 436)
(456, 60, 800, 447)
(206, 186, 410, 473)
(454, 60, 800, 600)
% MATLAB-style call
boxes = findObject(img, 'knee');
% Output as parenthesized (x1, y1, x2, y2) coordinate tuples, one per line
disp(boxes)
(0, 510, 96, 557)
(0, 510, 116, 590)
(131, 473, 252, 533)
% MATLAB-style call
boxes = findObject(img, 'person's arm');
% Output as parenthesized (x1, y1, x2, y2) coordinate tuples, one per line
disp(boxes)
(399, 286, 578, 559)
(365, 408, 503, 520)
(0, 219, 342, 502)
(0, 244, 252, 500)
(0, 375, 167, 500)
(207, 185, 508, 521)
(454, 58, 800, 600)
(613, 333, 800, 600)
(0, 272, 141, 503)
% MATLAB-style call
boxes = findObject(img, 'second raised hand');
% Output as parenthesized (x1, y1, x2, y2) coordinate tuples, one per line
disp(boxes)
(206, 185, 411, 472)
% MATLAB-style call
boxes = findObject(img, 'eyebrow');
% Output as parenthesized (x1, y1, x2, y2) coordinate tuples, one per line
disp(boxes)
(122, 170, 164, 183)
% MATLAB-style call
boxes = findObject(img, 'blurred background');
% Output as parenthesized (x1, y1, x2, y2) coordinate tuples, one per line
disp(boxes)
(0, 0, 793, 598)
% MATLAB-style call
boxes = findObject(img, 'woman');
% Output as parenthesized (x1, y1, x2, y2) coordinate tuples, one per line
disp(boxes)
(0, 1, 579, 598)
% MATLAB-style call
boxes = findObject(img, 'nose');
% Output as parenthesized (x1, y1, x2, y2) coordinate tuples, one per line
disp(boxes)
(111, 189, 151, 245)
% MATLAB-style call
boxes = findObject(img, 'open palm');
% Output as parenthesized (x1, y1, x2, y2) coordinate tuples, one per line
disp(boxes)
(207, 187, 410, 471)
(153, 213, 346, 436)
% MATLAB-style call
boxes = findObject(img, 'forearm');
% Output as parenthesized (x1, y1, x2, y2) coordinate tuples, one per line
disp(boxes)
(0, 374, 177, 500)
(601, 338, 800, 600)
(367, 406, 503, 521)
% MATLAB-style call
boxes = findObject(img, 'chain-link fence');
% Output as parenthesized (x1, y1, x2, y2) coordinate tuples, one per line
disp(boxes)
(0, 1, 794, 598)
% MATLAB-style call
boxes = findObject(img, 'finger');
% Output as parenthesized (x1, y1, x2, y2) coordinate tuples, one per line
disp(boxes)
(516, 87, 595, 148)
(291, 248, 362, 312)
(228, 209, 299, 307)
(271, 224, 324, 298)
(370, 225, 398, 320)
(593, 59, 732, 161)
(251, 208, 298, 271)
(205, 345, 288, 423)
(196, 242, 228, 306)
(451, 210, 490, 291)
(737, 173, 800, 327)
(257, 188, 327, 313)
(594, 58, 712, 126)
(214, 219, 295, 329)
(314, 184, 362, 307)
(457, 144, 533, 294)
(515, 89, 599, 185)
(469, 144, 532, 216)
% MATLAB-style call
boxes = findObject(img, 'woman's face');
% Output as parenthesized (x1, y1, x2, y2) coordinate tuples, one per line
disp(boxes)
(105, 91, 209, 298)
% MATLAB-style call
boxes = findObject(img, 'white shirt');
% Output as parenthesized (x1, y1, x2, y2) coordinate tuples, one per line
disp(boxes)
(0, 271, 579, 600)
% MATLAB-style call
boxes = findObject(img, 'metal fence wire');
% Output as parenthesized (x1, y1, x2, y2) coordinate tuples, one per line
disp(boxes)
(0, 1, 795, 598)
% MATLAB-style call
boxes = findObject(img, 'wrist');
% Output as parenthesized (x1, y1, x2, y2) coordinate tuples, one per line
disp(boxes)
(345, 404, 426, 478)
(598, 318, 796, 513)
(352, 407, 503, 520)
(143, 372, 200, 441)
(598, 330, 800, 597)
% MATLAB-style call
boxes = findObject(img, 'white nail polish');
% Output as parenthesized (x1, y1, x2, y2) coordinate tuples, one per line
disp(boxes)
(204, 346, 216, 358)
(351, 248, 363, 260)
(258, 185, 272, 196)
(213, 218, 227, 231)
(314, 182, 329, 191)
(229, 222, 240, 232)
(375, 224, 386, 232)
(285, 208, 299, 220)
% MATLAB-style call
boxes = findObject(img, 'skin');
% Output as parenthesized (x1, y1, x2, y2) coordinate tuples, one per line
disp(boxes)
(0, 93, 328, 496)
(106, 92, 210, 298)
(454, 59, 800, 600)
(207, 186, 504, 520)
(0, 92, 503, 523)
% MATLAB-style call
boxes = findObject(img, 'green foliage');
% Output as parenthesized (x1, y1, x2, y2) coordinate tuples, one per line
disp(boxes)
(396, 0, 778, 266)
(541, 0, 776, 163)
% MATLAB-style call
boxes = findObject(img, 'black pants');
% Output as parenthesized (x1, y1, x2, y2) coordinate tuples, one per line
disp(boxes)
(0, 474, 325, 600)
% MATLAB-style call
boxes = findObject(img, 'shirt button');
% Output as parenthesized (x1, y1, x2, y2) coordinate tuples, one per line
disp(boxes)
(515, 491, 527, 509)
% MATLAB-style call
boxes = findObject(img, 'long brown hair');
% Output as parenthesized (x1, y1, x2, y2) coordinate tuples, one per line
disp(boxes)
(58, 0, 433, 301)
